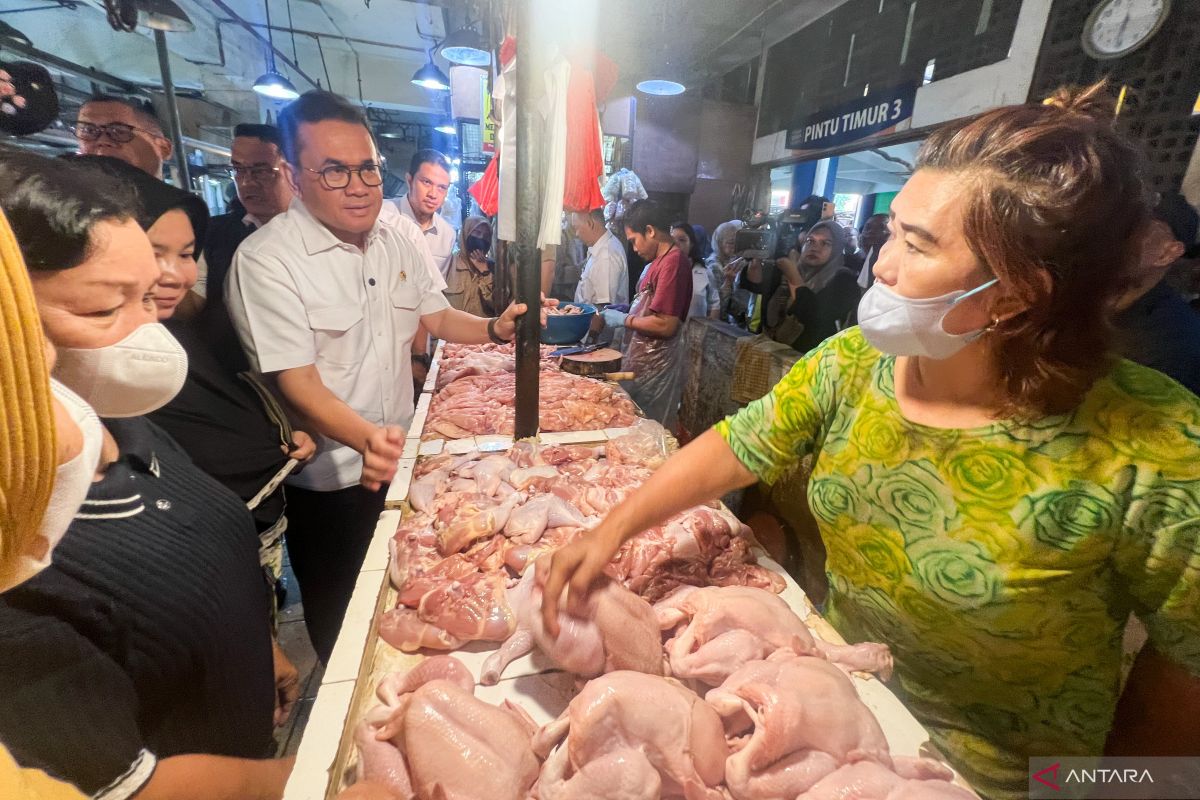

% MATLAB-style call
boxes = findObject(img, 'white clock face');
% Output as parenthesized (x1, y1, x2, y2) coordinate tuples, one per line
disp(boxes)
(1084, 0, 1170, 58)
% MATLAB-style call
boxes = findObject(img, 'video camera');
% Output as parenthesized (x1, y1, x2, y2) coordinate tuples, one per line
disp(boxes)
(732, 195, 833, 262)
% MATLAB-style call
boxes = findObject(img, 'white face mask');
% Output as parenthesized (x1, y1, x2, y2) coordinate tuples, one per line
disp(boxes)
(857, 278, 999, 359)
(53, 323, 188, 418)
(6, 379, 102, 589)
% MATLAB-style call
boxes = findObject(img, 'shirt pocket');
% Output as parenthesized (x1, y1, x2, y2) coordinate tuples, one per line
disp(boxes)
(306, 304, 365, 367)
(389, 281, 423, 348)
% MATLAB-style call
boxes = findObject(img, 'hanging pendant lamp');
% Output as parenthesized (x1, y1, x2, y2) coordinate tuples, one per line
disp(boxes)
(252, 0, 300, 101)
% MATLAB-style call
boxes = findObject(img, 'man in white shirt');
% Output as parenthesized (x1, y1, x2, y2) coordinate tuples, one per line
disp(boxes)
(385, 149, 457, 281)
(226, 91, 532, 662)
(570, 208, 629, 306)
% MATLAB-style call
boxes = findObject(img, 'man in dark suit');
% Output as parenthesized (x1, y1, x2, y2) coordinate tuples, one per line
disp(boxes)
(196, 123, 294, 373)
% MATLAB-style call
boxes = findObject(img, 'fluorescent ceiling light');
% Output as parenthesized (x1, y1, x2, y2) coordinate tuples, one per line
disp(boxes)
(637, 79, 686, 96)
(435, 123, 457, 135)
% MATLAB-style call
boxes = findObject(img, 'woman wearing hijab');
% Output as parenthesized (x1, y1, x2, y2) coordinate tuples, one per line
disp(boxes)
(446, 216, 496, 316)
(770, 219, 862, 353)
(705, 219, 748, 324)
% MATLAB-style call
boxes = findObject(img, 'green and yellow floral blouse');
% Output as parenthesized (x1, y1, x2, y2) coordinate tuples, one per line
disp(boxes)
(716, 328, 1200, 800)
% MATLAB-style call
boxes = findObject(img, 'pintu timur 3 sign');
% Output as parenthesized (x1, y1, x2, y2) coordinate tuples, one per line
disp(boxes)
(786, 84, 918, 153)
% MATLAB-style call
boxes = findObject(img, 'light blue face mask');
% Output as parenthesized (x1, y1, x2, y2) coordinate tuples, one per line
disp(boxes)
(857, 278, 999, 359)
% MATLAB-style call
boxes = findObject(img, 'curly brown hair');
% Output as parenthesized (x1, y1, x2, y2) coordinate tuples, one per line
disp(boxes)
(916, 82, 1148, 419)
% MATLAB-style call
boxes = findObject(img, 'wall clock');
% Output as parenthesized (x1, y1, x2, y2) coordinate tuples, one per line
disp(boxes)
(1081, 0, 1171, 60)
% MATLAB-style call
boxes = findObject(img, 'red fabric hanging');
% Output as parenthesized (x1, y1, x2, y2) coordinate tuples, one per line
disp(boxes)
(561, 50, 616, 213)
(469, 155, 500, 217)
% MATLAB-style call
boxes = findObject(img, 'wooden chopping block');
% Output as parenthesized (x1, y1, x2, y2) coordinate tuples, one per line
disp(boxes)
(560, 347, 623, 377)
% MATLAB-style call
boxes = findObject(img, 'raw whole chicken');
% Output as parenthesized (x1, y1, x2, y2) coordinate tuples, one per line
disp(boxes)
(798, 761, 977, 800)
(655, 585, 893, 685)
(705, 653, 893, 799)
(480, 574, 664, 685)
(354, 656, 540, 800)
(534, 671, 728, 800)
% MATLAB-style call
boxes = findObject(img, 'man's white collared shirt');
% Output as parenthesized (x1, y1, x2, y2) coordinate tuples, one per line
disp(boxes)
(387, 195, 456, 283)
(574, 230, 629, 306)
(226, 200, 450, 491)
(377, 200, 448, 292)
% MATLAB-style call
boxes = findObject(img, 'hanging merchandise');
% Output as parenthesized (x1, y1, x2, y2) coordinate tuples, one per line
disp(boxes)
(494, 36, 518, 241)
(536, 56, 570, 248)
(561, 49, 617, 213)
(602, 167, 649, 221)
(469, 155, 500, 217)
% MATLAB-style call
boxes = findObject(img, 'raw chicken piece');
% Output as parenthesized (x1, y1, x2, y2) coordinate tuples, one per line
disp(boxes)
(534, 671, 728, 800)
(503, 526, 586, 575)
(435, 492, 521, 554)
(425, 370, 637, 440)
(379, 607, 466, 651)
(705, 654, 893, 800)
(357, 655, 540, 800)
(655, 585, 892, 685)
(798, 761, 977, 800)
(508, 465, 562, 491)
(409, 469, 450, 513)
(538, 745, 662, 800)
(354, 704, 412, 798)
(481, 574, 663, 685)
(504, 493, 587, 544)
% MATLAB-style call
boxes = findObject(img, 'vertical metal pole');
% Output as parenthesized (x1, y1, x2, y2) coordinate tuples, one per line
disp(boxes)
(154, 29, 191, 190)
(512, 0, 541, 439)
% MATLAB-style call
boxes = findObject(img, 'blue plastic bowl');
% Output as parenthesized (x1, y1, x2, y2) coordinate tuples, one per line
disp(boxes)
(540, 303, 597, 344)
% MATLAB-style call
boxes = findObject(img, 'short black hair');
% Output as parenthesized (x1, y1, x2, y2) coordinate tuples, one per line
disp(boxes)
(623, 199, 671, 236)
(233, 123, 283, 150)
(277, 90, 372, 165)
(408, 148, 451, 178)
(82, 93, 163, 132)
(0, 151, 138, 272)
(670, 221, 701, 263)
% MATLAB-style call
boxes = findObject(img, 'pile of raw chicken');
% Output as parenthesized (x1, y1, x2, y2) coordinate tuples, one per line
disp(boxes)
(425, 343, 639, 440)
(355, 436, 978, 800)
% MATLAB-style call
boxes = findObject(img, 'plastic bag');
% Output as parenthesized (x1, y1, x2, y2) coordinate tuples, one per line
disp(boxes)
(605, 418, 670, 470)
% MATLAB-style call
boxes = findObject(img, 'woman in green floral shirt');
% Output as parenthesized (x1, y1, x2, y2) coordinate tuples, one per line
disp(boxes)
(541, 84, 1200, 800)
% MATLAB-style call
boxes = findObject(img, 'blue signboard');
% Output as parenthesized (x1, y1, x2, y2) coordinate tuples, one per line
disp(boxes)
(786, 83, 918, 152)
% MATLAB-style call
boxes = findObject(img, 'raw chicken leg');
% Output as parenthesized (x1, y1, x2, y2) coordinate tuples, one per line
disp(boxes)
(655, 586, 892, 685)
(355, 655, 540, 800)
(481, 573, 664, 685)
(705, 654, 893, 800)
(534, 671, 728, 800)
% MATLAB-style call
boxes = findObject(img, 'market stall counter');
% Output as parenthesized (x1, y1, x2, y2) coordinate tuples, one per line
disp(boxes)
(283, 343, 977, 800)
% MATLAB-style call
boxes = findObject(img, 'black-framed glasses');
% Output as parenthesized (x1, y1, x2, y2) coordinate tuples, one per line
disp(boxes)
(223, 164, 281, 182)
(71, 121, 163, 144)
(304, 163, 385, 190)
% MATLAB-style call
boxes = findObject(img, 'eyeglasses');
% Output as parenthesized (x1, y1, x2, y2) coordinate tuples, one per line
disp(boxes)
(224, 164, 281, 182)
(304, 163, 385, 190)
(71, 121, 163, 144)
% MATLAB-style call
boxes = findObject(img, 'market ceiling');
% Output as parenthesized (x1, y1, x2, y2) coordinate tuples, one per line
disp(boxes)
(0, 0, 849, 128)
